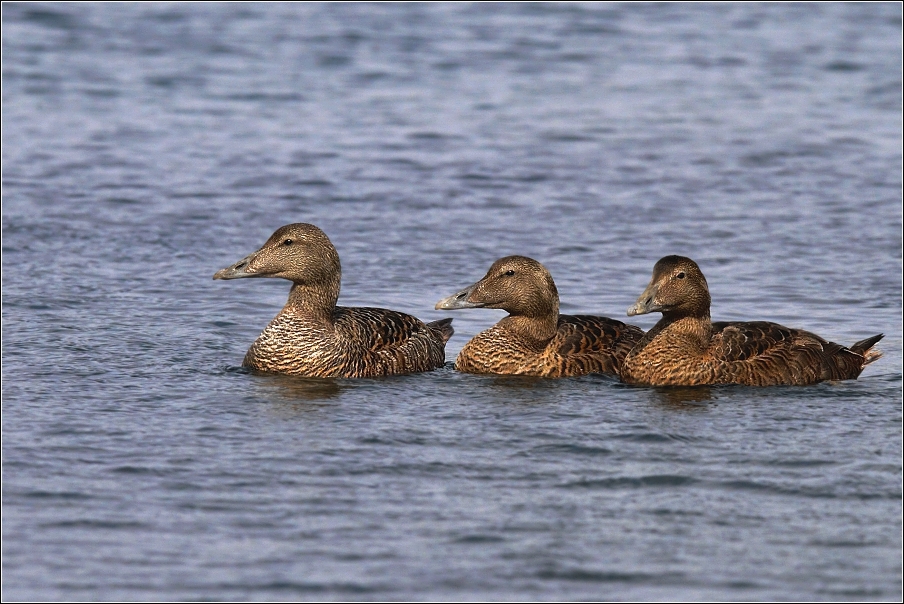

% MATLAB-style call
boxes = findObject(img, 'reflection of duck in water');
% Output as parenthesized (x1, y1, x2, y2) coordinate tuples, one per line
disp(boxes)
(622, 256, 883, 386)
(436, 256, 644, 378)
(651, 386, 714, 406)
(214, 223, 453, 377)
(263, 375, 345, 403)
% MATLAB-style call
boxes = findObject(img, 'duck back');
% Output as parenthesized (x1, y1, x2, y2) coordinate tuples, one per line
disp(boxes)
(709, 322, 883, 386)
(245, 306, 449, 377)
(456, 314, 644, 378)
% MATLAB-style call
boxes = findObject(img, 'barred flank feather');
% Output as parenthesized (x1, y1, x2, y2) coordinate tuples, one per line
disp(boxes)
(244, 307, 450, 377)
(456, 315, 643, 378)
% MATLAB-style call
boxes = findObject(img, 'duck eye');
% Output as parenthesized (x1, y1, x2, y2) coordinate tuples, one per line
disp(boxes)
(676, 272, 686, 279)
(283, 239, 293, 246)
(504, 270, 515, 276)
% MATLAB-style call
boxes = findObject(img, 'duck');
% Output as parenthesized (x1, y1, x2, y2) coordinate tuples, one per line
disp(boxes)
(435, 255, 644, 377)
(213, 223, 453, 377)
(621, 255, 883, 386)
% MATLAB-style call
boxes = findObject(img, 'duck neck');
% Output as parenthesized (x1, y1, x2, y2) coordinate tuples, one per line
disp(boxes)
(498, 312, 559, 346)
(646, 310, 713, 351)
(285, 278, 340, 323)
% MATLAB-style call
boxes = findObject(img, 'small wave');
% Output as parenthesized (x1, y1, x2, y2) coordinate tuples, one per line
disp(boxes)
(562, 475, 697, 489)
(21, 8, 78, 30)
(535, 566, 680, 584)
(527, 443, 613, 456)
(41, 519, 148, 530)
(611, 432, 672, 443)
(451, 534, 506, 544)
(208, 580, 380, 594)
(22, 490, 93, 500)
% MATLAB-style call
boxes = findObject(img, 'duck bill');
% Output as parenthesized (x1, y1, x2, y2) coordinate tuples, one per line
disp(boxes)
(435, 283, 485, 310)
(627, 282, 663, 316)
(213, 252, 267, 280)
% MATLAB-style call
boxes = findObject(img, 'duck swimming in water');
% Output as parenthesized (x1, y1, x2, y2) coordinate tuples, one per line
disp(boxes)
(214, 223, 453, 377)
(435, 256, 644, 378)
(621, 255, 883, 386)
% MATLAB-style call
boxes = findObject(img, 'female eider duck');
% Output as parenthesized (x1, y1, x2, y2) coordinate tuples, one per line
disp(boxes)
(621, 255, 883, 386)
(435, 256, 644, 378)
(213, 223, 453, 378)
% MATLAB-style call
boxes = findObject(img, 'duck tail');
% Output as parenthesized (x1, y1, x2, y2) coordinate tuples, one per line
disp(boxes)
(851, 333, 883, 365)
(427, 318, 454, 344)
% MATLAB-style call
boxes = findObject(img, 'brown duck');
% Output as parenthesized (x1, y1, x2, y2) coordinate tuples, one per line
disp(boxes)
(621, 255, 883, 386)
(435, 256, 644, 377)
(213, 223, 453, 377)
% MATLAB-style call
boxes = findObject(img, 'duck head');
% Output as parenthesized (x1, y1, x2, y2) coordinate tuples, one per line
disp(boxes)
(213, 223, 341, 287)
(435, 255, 559, 318)
(628, 255, 711, 319)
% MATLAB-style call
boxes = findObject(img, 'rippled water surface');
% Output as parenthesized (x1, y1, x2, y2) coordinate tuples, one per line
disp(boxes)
(3, 3, 902, 601)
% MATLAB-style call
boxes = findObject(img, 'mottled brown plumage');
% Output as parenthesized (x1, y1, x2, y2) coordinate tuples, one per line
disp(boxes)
(435, 256, 644, 377)
(214, 223, 452, 377)
(621, 255, 883, 386)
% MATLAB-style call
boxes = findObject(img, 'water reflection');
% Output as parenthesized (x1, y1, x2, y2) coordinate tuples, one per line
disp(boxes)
(458, 373, 559, 407)
(254, 374, 345, 403)
(484, 375, 552, 390)
(650, 386, 714, 408)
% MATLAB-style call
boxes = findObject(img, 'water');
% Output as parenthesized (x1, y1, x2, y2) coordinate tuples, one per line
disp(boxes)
(2, 3, 901, 600)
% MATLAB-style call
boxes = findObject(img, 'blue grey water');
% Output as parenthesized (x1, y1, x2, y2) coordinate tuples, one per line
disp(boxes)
(2, 3, 901, 601)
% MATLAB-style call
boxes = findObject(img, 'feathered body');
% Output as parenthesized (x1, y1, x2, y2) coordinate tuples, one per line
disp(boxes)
(436, 256, 644, 378)
(455, 314, 643, 378)
(214, 223, 452, 378)
(622, 255, 883, 386)
(245, 307, 451, 377)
